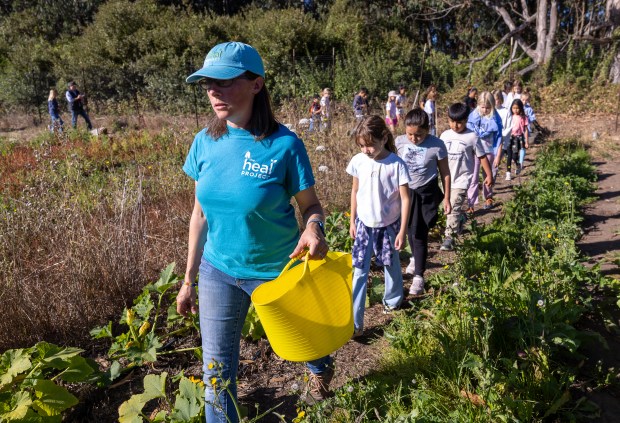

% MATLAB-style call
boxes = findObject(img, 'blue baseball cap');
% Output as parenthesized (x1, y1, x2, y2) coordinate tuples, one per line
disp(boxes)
(186, 41, 265, 83)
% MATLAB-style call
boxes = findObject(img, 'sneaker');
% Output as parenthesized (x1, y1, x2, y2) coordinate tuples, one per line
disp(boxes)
(482, 199, 494, 210)
(405, 257, 415, 275)
(305, 365, 335, 404)
(409, 275, 425, 296)
(440, 238, 454, 251)
(352, 328, 363, 339)
(505, 172, 512, 181)
(515, 165, 522, 175)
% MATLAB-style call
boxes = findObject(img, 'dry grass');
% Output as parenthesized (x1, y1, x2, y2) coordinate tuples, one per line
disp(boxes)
(0, 105, 366, 351)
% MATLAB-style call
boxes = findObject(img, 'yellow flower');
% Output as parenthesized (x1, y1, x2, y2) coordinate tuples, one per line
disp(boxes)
(435, 299, 441, 304)
(345, 211, 351, 217)
(547, 233, 552, 238)
(126, 309, 135, 325)
(189, 376, 205, 387)
(138, 321, 150, 337)
(553, 226, 556, 231)
(298, 411, 306, 418)
(483, 312, 488, 318)
(211, 377, 217, 386)
(443, 265, 449, 269)
(208, 362, 214, 370)
(473, 317, 478, 322)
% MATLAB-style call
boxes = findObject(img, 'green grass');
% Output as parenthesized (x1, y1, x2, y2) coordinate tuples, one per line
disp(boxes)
(301, 140, 613, 422)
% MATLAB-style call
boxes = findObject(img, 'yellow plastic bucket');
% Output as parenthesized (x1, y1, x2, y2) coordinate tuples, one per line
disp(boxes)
(251, 251, 353, 362)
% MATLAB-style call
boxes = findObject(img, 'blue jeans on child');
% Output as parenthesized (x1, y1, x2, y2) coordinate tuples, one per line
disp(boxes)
(198, 258, 332, 423)
(351, 224, 404, 331)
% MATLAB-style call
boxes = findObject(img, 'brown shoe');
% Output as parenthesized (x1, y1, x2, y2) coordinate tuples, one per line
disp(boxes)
(304, 365, 335, 404)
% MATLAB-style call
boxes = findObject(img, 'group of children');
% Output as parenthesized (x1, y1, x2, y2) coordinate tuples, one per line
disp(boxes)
(346, 79, 539, 337)
(308, 87, 332, 132)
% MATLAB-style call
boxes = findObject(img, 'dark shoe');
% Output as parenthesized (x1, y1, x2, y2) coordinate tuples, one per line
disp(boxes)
(440, 238, 454, 251)
(304, 365, 335, 404)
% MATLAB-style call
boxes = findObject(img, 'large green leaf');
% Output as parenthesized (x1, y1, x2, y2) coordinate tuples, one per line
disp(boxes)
(153, 262, 177, 294)
(118, 394, 147, 423)
(141, 332, 163, 363)
(118, 373, 168, 423)
(0, 349, 32, 389)
(31, 379, 78, 416)
(57, 356, 96, 383)
(142, 373, 167, 401)
(0, 391, 32, 420)
(35, 343, 84, 370)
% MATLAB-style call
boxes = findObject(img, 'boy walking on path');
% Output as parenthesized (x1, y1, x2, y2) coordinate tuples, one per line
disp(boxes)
(439, 103, 493, 251)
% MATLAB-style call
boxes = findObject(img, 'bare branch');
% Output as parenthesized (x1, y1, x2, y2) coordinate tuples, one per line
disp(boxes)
(456, 14, 536, 65)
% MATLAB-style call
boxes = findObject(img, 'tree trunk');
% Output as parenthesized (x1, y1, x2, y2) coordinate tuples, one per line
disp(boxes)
(609, 0, 620, 83)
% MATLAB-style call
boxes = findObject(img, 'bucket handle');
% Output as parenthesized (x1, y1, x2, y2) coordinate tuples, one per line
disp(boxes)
(279, 250, 311, 278)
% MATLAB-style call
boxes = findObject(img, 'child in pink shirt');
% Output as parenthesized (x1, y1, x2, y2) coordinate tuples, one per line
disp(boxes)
(496, 99, 529, 181)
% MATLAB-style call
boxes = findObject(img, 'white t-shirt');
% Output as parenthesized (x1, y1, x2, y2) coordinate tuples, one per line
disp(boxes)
(496, 106, 512, 138)
(440, 128, 486, 190)
(502, 91, 511, 109)
(505, 92, 522, 108)
(385, 100, 397, 119)
(320, 95, 330, 118)
(395, 134, 447, 189)
(346, 152, 411, 228)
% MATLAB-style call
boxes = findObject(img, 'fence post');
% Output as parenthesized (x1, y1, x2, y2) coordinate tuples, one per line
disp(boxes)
(332, 47, 335, 90)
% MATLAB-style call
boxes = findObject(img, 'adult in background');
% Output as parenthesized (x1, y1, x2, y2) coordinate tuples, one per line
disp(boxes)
(175, 41, 333, 422)
(47, 89, 64, 133)
(65, 81, 92, 130)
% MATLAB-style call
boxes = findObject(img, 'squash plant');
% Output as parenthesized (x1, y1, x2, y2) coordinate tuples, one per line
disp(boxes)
(0, 342, 100, 421)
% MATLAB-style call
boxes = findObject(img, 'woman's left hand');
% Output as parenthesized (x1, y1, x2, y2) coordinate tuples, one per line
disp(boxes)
(290, 223, 328, 260)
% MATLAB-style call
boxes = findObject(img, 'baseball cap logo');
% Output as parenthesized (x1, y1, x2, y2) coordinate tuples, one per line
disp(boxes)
(207, 50, 223, 62)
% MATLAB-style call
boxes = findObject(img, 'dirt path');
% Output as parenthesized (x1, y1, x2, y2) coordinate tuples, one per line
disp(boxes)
(577, 159, 620, 279)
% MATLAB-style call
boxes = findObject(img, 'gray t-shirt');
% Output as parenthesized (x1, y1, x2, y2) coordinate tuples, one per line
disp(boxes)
(395, 134, 447, 189)
(440, 128, 486, 190)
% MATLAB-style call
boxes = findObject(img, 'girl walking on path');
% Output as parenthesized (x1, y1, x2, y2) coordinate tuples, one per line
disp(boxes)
(466, 91, 500, 211)
(348, 115, 411, 337)
(495, 99, 529, 181)
(396, 109, 451, 295)
(385, 91, 399, 133)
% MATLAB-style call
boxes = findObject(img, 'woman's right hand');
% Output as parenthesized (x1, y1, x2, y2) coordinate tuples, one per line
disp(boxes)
(176, 283, 197, 317)
(349, 222, 356, 239)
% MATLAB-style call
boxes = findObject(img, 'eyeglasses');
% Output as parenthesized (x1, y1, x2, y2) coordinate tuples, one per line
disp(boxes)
(198, 76, 249, 91)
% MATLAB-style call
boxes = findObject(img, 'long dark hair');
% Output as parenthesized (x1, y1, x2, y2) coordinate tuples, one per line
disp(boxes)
(510, 99, 525, 117)
(351, 115, 396, 153)
(205, 71, 279, 140)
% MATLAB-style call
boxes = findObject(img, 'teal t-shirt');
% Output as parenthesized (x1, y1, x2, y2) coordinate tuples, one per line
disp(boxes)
(183, 124, 315, 279)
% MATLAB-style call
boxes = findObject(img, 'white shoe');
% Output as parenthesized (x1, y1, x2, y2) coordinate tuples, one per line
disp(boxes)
(505, 172, 511, 181)
(409, 275, 425, 296)
(405, 257, 415, 275)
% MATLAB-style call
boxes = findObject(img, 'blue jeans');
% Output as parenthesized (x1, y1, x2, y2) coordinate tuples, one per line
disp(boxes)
(198, 258, 331, 423)
(71, 109, 92, 130)
(351, 225, 403, 331)
(49, 116, 64, 132)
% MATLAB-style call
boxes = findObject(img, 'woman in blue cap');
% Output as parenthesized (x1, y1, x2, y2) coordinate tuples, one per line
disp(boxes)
(176, 41, 333, 422)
